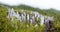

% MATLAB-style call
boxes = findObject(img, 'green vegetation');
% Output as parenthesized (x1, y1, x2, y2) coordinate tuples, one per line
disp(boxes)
(0, 4, 60, 32)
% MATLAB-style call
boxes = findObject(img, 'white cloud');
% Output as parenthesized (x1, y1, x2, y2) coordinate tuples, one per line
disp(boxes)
(0, 0, 60, 10)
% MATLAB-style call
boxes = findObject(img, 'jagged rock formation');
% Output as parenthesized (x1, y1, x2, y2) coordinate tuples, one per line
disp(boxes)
(7, 8, 54, 26)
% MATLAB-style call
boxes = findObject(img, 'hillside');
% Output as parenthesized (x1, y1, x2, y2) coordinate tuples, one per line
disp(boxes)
(0, 3, 60, 32)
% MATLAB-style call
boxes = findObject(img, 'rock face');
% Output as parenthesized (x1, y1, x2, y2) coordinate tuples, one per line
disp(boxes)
(7, 8, 54, 26)
(44, 16, 54, 32)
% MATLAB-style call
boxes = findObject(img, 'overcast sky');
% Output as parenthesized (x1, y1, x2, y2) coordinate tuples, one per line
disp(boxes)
(0, 0, 60, 10)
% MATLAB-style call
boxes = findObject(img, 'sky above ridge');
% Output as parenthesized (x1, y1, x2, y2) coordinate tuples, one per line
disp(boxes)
(0, 0, 60, 10)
